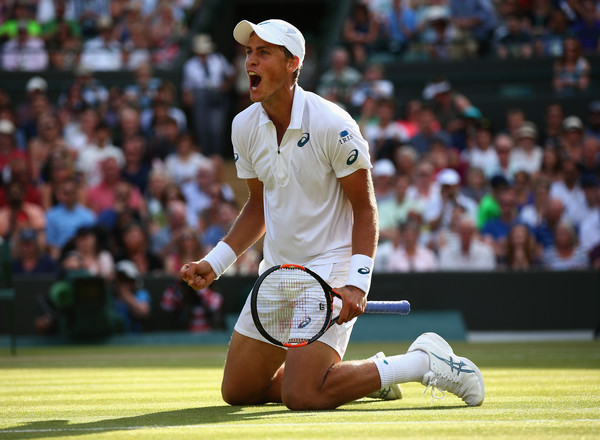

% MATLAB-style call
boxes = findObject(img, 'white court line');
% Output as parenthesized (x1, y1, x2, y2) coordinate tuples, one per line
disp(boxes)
(2, 419, 600, 433)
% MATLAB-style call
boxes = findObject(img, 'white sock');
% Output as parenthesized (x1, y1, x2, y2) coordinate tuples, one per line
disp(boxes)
(371, 351, 429, 388)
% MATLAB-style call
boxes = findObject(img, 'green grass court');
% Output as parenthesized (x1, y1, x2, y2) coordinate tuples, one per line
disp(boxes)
(1, 340, 599, 439)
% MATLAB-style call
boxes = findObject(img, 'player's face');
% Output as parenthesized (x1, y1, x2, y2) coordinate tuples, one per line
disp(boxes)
(244, 33, 295, 103)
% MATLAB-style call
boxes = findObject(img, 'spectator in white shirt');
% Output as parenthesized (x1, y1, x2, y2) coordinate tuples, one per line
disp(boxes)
(509, 121, 543, 176)
(79, 15, 123, 71)
(462, 125, 499, 179)
(1, 21, 49, 71)
(164, 133, 211, 186)
(550, 158, 588, 227)
(439, 214, 496, 271)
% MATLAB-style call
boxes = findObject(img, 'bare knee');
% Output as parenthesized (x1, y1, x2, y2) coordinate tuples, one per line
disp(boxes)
(281, 384, 338, 411)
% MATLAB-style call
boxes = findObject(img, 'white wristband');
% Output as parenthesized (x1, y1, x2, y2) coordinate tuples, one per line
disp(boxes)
(345, 254, 374, 294)
(201, 241, 237, 279)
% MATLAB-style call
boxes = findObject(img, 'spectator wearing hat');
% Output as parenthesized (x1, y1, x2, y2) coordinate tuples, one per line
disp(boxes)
(424, 167, 478, 236)
(419, 5, 464, 61)
(79, 15, 123, 71)
(552, 36, 590, 98)
(182, 33, 235, 158)
(509, 121, 543, 176)
(422, 77, 472, 137)
(585, 100, 600, 142)
(1, 20, 49, 71)
(12, 228, 57, 275)
(560, 115, 585, 162)
(113, 259, 151, 333)
(371, 158, 397, 202)
(46, 178, 96, 259)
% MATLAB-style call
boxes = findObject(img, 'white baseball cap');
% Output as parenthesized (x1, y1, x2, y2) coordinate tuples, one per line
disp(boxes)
(233, 19, 305, 65)
(436, 168, 461, 186)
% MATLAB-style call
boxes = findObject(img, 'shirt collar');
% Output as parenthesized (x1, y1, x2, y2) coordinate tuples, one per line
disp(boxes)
(258, 85, 305, 129)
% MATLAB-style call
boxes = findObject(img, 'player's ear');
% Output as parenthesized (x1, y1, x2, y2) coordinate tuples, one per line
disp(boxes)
(287, 55, 300, 74)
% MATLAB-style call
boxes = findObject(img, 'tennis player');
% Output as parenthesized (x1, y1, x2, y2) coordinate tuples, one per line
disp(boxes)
(181, 19, 484, 410)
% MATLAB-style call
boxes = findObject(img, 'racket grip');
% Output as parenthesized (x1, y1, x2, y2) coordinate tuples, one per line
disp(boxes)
(365, 300, 410, 315)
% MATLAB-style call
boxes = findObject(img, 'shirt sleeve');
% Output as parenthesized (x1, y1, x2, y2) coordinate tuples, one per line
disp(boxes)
(231, 115, 257, 179)
(326, 115, 372, 179)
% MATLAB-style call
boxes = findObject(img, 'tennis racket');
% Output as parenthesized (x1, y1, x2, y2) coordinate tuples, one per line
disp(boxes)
(250, 264, 410, 348)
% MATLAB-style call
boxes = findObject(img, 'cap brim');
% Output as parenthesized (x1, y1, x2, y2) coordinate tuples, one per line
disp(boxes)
(233, 20, 285, 48)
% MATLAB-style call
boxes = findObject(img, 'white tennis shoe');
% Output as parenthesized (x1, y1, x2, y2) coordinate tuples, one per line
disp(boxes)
(366, 352, 403, 400)
(407, 332, 485, 406)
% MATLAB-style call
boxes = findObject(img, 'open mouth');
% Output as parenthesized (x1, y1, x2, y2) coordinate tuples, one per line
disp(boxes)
(248, 72, 261, 91)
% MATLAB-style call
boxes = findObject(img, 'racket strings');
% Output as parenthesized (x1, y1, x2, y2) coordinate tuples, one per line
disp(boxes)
(256, 267, 329, 345)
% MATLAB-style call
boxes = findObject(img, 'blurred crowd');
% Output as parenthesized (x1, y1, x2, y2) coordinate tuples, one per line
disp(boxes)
(0, 0, 599, 335)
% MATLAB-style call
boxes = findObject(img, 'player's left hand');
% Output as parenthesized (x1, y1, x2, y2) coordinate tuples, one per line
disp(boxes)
(335, 285, 367, 324)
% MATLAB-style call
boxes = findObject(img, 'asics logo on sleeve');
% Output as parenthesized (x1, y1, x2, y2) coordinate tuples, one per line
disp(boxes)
(297, 133, 310, 147)
(358, 267, 370, 274)
(234, 153, 239, 162)
(346, 149, 358, 165)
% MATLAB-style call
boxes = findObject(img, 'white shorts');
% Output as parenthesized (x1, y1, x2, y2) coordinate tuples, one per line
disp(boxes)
(233, 261, 355, 359)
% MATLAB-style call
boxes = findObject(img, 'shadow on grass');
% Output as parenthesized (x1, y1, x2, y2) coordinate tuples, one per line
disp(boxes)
(0, 401, 465, 439)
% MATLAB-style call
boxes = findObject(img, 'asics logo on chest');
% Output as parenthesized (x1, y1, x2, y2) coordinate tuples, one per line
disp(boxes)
(297, 133, 310, 147)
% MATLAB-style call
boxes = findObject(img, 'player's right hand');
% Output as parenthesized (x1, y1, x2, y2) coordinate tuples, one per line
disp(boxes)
(180, 260, 216, 290)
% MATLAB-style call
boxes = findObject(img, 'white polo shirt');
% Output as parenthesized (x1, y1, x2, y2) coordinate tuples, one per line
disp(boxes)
(232, 86, 372, 266)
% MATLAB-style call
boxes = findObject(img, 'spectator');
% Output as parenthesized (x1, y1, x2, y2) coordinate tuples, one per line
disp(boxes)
(509, 122, 543, 176)
(363, 99, 409, 160)
(38, 149, 80, 210)
(439, 213, 497, 270)
(538, 146, 563, 183)
(164, 133, 211, 187)
(123, 62, 161, 111)
(512, 169, 534, 209)
(0, 156, 40, 207)
(121, 135, 151, 194)
(141, 81, 187, 136)
(542, 220, 588, 270)
(527, 0, 555, 39)
(419, 6, 463, 60)
(489, 133, 515, 180)
(449, 0, 497, 56)
(560, 115, 585, 162)
(147, 0, 186, 69)
(422, 77, 471, 137)
(378, 173, 424, 242)
(397, 99, 422, 139)
(113, 105, 144, 149)
(64, 66, 110, 111)
(316, 47, 362, 109)
(0, 180, 46, 247)
(462, 125, 498, 179)
(350, 63, 394, 110)
(145, 167, 172, 229)
(387, 220, 438, 272)
(76, 121, 125, 188)
(148, 116, 179, 162)
(495, 14, 534, 59)
(115, 222, 163, 274)
(150, 199, 188, 258)
(550, 157, 587, 227)
(181, 161, 220, 229)
(393, 144, 419, 177)
(46, 178, 96, 259)
(535, 8, 570, 57)
(371, 158, 397, 202)
(123, 21, 151, 70)
(113, 259, 151, 333)
(460, 166, 488, 203)
(552, 36, 591, 98)
(163, 226, 203, 277)
(498, 223, 542, 271)
(181, 33, 235, 157)
(534, 197, 565, 249)
(342, 1, 380, 66)
(202, 200, 239, 249)
(406, 159, 439, 208)
(78, 15, 123, 71)
(409, 106, 451, 157)
(384, 0, 418, 56)
(68, 225, 115, 281)
(481, 186, 523, 257)
(0, 119, 28, 183)
(519, 176, 552, 228)
(424, 168, 478, 236)
(540, 102, 565, 150)
(578, 136, 600, 181)
(85, 155, 145, 215)
(11, 228, 57, 274)
(502, 107, 526, 142)
(28, 111, 69, 183)
(477, 174, 510, 229)
(1, 20, 49, 71)
(585, 100, 600, 142)
(45, 13, 82, 70)
(570, 0, 600, 55)
(580, 185, 600, 252)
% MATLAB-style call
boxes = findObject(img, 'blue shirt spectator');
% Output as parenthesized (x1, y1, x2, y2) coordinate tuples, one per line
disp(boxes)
(385, 0, 418, 54)
(46, 179, 96, 258)
(450, 0, 497, 54)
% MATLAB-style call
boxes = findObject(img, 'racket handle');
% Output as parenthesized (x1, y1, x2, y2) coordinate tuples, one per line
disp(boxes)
(365, 300, 410, 315)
